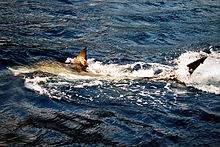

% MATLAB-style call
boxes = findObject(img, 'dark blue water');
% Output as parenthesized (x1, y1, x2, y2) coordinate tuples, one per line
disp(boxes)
(0, 0, 220, 146)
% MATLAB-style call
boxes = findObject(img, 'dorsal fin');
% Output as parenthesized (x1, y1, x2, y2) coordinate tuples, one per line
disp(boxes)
(74, 47, 88, 71)
(187, 56, 207, 75)
(77, 47, 87, 61)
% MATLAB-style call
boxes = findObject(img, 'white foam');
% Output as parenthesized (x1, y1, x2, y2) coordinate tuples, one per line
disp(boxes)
(65, 57, 75, 64)
(87, 59, 155, 78)
(74, 80, 103, 88)
(174, 50, 220, 94)
(24, 77, 48, 95)
(174, 51, 207, 83)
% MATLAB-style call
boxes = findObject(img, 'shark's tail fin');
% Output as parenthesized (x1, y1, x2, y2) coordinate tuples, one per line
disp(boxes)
(74, 47, 88, 71)
(187, 56, 207, 75)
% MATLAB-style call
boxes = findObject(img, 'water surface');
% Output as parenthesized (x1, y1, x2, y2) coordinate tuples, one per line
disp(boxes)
(0, 0, 220, 146)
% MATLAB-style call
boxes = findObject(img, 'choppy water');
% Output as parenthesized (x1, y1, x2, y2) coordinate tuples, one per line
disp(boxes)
(1, 0, 220, 146)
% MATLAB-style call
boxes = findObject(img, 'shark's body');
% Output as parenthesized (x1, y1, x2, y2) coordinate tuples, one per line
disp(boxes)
(11, 47, 208, 82)
(10, 47, 90, 78)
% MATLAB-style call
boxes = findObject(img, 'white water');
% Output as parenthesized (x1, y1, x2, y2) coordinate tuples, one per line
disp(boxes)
(188, 52, 220, 94)
(174, 50, 220, 94)
(9, 50, 220, 95)
(87, 59, 155, 78)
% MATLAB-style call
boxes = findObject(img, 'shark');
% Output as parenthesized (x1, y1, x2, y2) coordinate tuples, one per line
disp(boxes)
(10, 47, 208, 81)
(10, 47, 90, 78)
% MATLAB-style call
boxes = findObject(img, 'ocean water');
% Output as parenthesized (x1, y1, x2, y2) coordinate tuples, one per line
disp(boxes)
(0, 0, 220, 146)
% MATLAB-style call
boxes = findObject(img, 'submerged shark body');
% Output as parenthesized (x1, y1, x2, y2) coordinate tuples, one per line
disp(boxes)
(11, 47, 89, 77)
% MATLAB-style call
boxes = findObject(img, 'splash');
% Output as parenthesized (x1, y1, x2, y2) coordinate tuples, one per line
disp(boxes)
(87, 59, 155, 78)
(174, 51, 207, 83)
(174, 50, 220, 94)
(189, 52, 220, 94)
(24, 77, 49, 95)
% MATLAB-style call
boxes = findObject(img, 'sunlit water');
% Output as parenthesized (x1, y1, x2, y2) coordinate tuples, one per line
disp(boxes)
(0, 0, 220, 146)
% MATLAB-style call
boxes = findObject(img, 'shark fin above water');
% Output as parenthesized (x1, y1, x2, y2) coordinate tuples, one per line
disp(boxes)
(76, 47, 87, 61)
(187, 56, 207, 75)
(74, 47, 88, 71)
